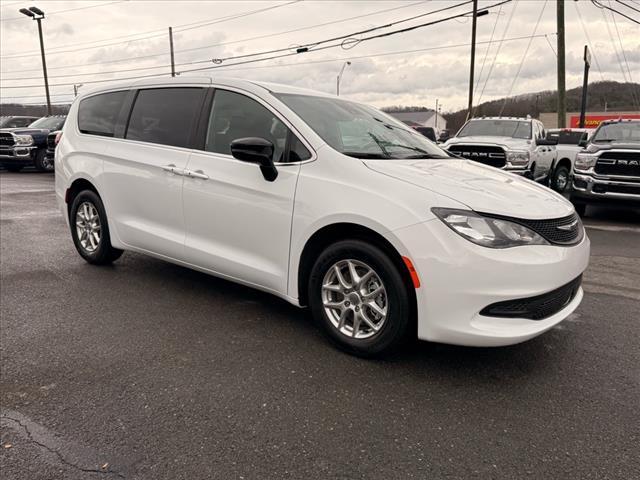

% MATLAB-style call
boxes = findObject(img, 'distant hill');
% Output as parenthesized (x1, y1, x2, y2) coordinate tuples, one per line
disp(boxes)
(443, 81, 640, 133)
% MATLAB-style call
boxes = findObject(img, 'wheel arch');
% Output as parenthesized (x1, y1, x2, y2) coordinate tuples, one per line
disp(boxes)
(296, 222, 417, 314)
(65, 177, 101, 217)
(556, 157, 572, 171)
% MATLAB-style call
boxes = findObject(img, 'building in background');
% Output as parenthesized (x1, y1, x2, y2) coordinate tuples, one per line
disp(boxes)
(539, 111, 640, 129)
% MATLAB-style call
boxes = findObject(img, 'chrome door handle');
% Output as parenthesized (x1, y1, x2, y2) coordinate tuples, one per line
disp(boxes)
(161, 164, 177, 172)
(186, 169, 209, 180)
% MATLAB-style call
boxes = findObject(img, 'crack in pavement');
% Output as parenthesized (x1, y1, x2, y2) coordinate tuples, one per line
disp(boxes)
(1, 413, 126, 479)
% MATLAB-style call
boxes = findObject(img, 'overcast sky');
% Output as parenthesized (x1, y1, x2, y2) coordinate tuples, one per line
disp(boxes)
(0, 0, 638, 111)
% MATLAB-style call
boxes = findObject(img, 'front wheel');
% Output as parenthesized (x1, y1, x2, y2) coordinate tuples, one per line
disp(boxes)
(308, 240, 413, 357)
(33, 149, 54, 172)
(70, 190, 123, 265)
(551, 165, 570, 192)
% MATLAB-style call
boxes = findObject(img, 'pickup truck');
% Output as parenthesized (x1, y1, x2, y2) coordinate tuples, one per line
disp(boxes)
(442, 116, 558, 182)
(570, 119, 640, 216)
(0, 115, 66, 172)
(545, 128, 592, 192)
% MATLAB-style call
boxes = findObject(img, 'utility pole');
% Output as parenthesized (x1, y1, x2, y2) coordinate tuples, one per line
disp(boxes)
(579, 45, 591, 128)
(466, 0, 478, 121)
(19, 6, 51, 115)
(336, 61, 351, 96)
(435, 99, 439, 130)
(557, 0, 566, 128)
(169, 27, 176, 77)
(73, 84, 83, 97)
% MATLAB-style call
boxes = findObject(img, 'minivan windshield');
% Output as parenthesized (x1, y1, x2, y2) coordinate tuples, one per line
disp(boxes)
(591, 122, 640, 143)
(275, 93, 451, 159)
(458, 119, 531, 139)
(28, 116, 66, 130)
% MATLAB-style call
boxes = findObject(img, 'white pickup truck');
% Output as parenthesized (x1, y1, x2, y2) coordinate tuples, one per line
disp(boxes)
(443, 117, 558, 183)
(545, 128, 592, 192)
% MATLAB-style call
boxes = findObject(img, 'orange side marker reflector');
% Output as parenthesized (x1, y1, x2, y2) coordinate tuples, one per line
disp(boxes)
(402, 256, 421, 288)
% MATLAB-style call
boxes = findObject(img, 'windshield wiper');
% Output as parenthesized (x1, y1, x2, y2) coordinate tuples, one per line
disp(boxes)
(368, 133, 391, 158)
(342, 152, 390, 159)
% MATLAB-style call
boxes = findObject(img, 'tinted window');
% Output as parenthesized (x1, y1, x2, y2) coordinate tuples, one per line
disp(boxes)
(29, 116, 66, 130)
(289, 134, 311, 162)
(206, 90, 295, 162)
(126, 88, 204, 148)
(78, 91, 127, 137)
(0, 117, 36, 128)
(547, 130, 586, 145)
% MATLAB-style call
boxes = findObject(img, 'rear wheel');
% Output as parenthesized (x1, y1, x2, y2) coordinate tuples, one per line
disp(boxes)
(308, 240, 412, 357)
(34, 149, 54, 172)
(70, 190, 123, 265)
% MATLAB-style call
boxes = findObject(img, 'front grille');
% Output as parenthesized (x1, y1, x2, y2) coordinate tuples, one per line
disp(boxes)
(594, 151, 640, 177)
(592, 183, 640, 195)
(483, 212, 584, 245)
(0, 133, 14, 147)
(448, 145, 507, 168)
(480, 275, 582, 320)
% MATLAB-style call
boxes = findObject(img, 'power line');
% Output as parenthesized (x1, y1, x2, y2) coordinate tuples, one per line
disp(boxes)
(0, 0, 511, 90)
(0, 33, 554, 103)
(499, 0, 547, 116)
(615, 0, 640, 13)
(0, 1, 126, 22)
(475, 0, 518, 110)
(472, 4, 503, 103)
(2, 0, 475, 83)
(574, 1, 605, 81)
(1, 0, 428, 74)
(591, 0, 640, 24)
(0, 1, 302, 59)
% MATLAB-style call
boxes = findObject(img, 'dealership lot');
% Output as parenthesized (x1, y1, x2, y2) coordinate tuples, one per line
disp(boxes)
(1, 172, 638, 479)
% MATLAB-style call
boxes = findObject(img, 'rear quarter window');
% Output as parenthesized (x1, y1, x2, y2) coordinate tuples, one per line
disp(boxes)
(78, 91, 128, 137)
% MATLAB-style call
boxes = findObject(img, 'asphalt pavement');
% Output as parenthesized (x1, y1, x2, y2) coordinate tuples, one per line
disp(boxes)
(1, 172, 639, 479)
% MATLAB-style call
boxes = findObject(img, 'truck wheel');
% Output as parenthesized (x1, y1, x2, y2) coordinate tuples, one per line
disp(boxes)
(551, 165, 570, 192)
(34, 149, 54, 172)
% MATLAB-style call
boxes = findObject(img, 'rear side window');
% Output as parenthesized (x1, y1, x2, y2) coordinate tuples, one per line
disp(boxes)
(78, 91, 127, 137)
(126, 88, 204, 148)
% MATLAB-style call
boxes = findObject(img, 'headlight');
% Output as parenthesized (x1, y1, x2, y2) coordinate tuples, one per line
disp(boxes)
(575, 153, 598, 171)
(14, 134, 33, 146)
(506, 150, 529, 167)
(432, 208, 549, 248)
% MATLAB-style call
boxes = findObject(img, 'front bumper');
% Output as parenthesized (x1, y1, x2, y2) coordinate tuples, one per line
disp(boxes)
(385, 219, 590, 347)
(571, 172, 640, 204)
(0, 146, 36, 165)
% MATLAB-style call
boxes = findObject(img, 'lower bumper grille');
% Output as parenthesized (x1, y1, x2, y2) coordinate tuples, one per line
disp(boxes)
(480, 275, 582, 321)
(592, 183, 640, 195)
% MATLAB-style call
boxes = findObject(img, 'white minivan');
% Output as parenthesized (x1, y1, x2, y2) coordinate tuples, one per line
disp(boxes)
(56, 77, 590, 356)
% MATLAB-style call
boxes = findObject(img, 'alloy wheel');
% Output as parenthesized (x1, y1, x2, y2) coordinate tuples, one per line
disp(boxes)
(75, 202, 101, 253)
(321, 259, 388, 339)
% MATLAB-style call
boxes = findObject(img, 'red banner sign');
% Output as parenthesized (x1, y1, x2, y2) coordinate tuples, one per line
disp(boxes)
(569, 114, 640, 128)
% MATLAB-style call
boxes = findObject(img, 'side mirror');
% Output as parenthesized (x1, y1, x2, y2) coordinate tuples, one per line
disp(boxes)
(536, 138, 557, 146)
(230, 137, 278, 181)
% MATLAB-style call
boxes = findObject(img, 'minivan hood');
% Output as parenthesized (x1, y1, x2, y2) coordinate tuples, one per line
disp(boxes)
(445, 135, 531, 150)
(363, 159, 574, 220)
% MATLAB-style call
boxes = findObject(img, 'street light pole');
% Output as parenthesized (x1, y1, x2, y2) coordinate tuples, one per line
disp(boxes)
(19, 6, 51, 115)
(336, 61, 351, 96)
(466, 3, 488, 121)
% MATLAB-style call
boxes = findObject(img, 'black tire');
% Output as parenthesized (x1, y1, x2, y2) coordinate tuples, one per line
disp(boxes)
(69, 190, 123, 265)
(572, 202, 587, 217)
(33, 149, 54, 172)
(5, 166, 23, 173)
(308, 239, 413, 357)
(551, 165, 570, 192)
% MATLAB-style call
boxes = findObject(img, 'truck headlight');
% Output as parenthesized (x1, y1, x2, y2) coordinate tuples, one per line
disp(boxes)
(575, 153, 598, 171)
(506, 151, 529, 167)
(432, 208, 549, 248)
(14, 134, 34, 146)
